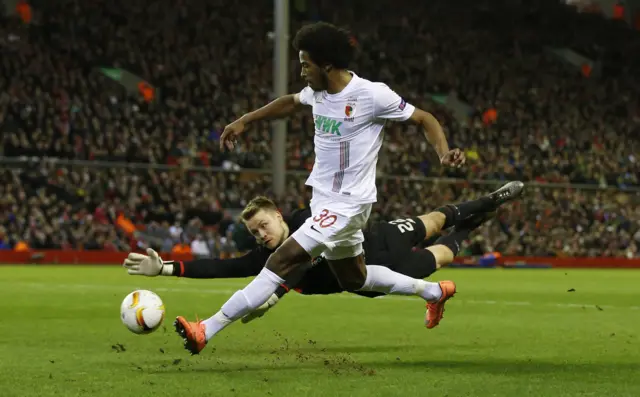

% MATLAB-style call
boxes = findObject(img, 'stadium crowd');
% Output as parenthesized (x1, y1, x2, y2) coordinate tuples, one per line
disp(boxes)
(0, 0, 639, 257)
(2, 162, 638, 258)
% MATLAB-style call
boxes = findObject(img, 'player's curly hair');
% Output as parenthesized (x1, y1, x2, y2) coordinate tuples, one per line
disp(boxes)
(293, 22, 355, 69)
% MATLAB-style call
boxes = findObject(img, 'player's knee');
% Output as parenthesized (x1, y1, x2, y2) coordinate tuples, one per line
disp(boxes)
(434, 205, 457, 229)
(419, 215, 444, 239)
(332, 266, 367, 291)
(340, 274, 367, 291)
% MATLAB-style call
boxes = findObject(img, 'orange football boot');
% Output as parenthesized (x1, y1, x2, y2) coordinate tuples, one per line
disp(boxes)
(174, 316, 207, 355)
(425, 280, 456, 329)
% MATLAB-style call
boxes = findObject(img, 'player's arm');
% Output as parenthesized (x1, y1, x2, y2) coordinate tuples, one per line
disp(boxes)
(168, 250, 267, 278)
(123, 248, 266, 279)
(220, 87, 313, 150)
(373, 84, 464, 167)
(406, 108, 450, 164)
(240, 93, 305, 125)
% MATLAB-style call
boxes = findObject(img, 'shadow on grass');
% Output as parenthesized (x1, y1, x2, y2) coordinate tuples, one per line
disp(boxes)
(213, 344, 424, 355)
(147, 353, 639, 379)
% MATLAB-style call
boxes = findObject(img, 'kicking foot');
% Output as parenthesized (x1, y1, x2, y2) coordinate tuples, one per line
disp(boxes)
(174, 316, 207, 355)
(425, 280, 456, 329)
(488, 181, 524, 207)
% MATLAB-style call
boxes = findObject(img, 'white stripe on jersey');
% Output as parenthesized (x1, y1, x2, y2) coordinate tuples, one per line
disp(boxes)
(298, 72, 415, 204)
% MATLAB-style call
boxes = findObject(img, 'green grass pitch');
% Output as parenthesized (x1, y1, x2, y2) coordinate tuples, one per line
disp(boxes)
(0, 266, 639, 397)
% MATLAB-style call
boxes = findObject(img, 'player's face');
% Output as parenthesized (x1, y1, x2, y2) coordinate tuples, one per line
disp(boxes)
(245, 209, 286, 250)
(299, 51, 328, 91)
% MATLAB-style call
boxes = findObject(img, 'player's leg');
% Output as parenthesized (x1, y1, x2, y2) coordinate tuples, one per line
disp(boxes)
(427, 245, 454, 270)
(174, 236, 314, 354)
(395, 212, 495, 279)
(204, 238, 310, 329)
(422, 213, 495, 327)
(174, 193, 380, 353)
(297, 201, 454, 309)
(175, 220, 327, 355)
(241, 258, 338, 324)
(326, 253, 456, 329)
(323, 252, 366, 291)
(380, 208, 473, 279)
(319, 223, 447, 302)
(417, 212, 446, 240)
(432, 181, 524, 230)
(353, 213, 495, 328)
(238, 207, 375, 324)
(409, 181, 523, 245)
(321, 225, 456, 330)
(244, 213, 495, 325)
(243, 213, 489, 324)
(366, 225, 473, 282)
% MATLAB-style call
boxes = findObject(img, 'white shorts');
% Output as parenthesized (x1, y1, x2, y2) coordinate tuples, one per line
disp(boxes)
(291, 189, 372, 260)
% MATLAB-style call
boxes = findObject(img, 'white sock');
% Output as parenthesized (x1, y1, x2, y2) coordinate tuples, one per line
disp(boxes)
(202, 268, 284, 341)
(203, 311, 232, 340)
(416, 280, 443, 303)
(359, 265, 442, 302)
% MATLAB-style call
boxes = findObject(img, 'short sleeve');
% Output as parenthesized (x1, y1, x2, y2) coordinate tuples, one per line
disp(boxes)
(372, 83, 415, 121)
(298, 86, 314, 106)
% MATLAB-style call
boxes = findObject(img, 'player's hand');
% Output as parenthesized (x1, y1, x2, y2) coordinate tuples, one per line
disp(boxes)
(123, 248, 163, 277)
(440, 148, 466, 168)
(220, 119, 246, 151)
(241, 293, 280, 324)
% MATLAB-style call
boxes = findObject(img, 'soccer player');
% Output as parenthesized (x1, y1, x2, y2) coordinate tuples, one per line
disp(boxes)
(175, 22, 468, 355)
(123, 182, 523, 324)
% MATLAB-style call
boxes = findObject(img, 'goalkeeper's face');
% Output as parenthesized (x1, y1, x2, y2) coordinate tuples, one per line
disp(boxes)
(245, 209, 288, 250)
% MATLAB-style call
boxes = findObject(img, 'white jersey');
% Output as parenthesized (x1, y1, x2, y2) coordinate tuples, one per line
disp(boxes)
(298, 72, 415, 204)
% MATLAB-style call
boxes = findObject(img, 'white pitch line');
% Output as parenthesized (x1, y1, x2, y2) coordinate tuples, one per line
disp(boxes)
(4, 281, 640, 311)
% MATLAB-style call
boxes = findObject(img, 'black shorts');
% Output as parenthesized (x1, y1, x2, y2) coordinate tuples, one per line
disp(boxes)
(368, 216, 427, 253)
(366, 217, 437, 278)
(363, 216, 432, 272)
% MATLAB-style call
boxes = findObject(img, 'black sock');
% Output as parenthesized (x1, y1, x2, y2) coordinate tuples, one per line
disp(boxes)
(436, 197, 494, 228)
(454, 197, 495, 219)
(434, 228, 471, 256)
(435, 205, 456, 229)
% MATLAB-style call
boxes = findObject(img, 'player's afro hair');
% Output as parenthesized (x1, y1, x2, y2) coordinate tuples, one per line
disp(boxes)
(293, 22, 355, 69)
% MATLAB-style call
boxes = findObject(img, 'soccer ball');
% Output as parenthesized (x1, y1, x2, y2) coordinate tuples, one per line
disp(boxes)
(120, 290, 165, 334)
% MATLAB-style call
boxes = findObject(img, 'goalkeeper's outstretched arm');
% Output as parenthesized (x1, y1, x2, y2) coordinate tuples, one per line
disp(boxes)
(123, 248, 266, 278)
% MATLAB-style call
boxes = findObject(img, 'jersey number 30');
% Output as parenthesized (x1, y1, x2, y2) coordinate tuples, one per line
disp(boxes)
(389, 218, 416, 233)
(313, 209, 338, 228)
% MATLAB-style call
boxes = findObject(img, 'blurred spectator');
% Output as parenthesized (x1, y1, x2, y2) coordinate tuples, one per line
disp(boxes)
(0, 0, 637, 187)
(220, 229, 238, 259)
(0, 0, 638, 258)
(0, 227, 12, 250)
(1, 163, 638, 257)
(190, 234, 211, 260)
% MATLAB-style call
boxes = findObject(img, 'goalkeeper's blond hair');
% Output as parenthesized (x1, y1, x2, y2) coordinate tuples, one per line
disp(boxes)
(240, 196, 278, 222)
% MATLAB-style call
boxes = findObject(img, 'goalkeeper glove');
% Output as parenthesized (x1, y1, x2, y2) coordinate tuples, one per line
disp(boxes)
(122, 248, 174, 276)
